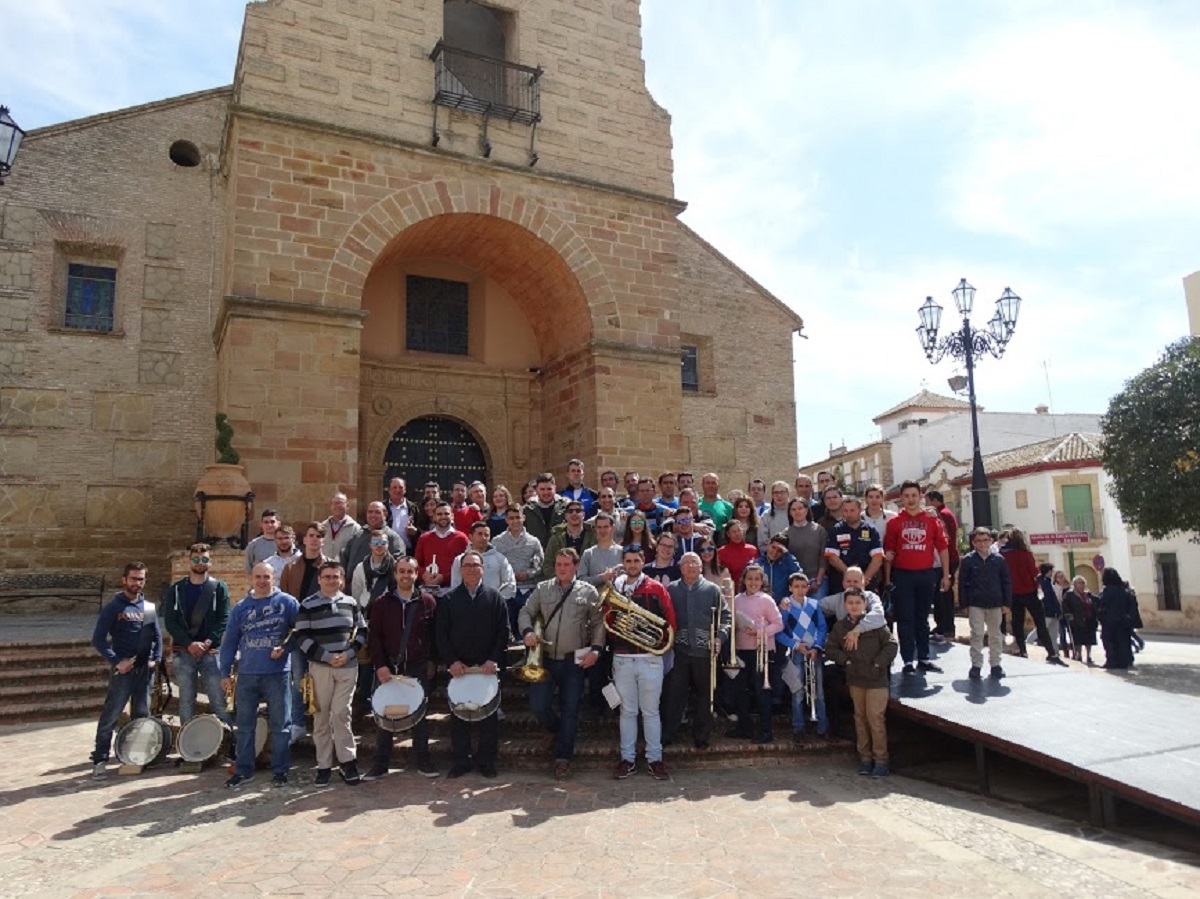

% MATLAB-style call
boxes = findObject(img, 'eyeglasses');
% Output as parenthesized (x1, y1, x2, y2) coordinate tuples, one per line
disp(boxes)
(191, 556, 211, 564)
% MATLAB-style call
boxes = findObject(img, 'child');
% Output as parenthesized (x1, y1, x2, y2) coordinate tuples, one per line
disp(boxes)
(725, 564, 783, 744)
(825, 587, 897, 777)
(958, 527, 1012, 679)
(781, 572, 827, 739)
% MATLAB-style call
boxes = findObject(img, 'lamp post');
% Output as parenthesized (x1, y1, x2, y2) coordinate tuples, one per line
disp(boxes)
(0, 106, 26, 185)
(916, 278, 1021, 528)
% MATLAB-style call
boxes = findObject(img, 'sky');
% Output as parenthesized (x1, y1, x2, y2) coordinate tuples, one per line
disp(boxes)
(2, 0, 1196, 466)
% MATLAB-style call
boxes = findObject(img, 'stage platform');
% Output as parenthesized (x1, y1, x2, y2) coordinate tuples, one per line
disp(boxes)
(889, 642, 1200, 828)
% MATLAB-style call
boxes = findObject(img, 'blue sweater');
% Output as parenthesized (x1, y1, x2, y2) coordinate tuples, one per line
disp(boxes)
(92, 592, 162, 666)
(780, 594, 827, 651)
(219, 590, 299, 677)
(760, 550, 802, 602)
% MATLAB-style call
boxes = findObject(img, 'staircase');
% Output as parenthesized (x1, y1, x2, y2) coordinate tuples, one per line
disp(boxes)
(0, 635, 852, 769)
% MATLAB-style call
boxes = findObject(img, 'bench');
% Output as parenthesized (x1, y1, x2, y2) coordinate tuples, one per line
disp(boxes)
(0, 573, 107, 611)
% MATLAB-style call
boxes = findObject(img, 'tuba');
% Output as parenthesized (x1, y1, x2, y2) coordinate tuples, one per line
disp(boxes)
(600, 583, 674, 656)
(510, 613, 552, 683)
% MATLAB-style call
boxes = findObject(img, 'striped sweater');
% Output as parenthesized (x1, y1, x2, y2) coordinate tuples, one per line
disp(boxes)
(295, 589, 368, 664)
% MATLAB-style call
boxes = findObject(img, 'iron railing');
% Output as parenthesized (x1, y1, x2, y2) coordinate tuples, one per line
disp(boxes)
(431, 41, 541, 126)
(1052, 509, 1106, 540)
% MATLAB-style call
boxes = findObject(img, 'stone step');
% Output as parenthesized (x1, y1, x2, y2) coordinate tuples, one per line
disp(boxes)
(0, 641, 102, 666)
(0, 671, 111, 699)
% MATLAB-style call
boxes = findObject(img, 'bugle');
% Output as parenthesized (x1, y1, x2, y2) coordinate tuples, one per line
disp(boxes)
(756, 624, 770, 690)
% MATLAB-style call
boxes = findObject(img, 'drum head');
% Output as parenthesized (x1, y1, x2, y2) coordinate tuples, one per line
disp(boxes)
(115, 717, 172, 767)
(253, 713, 270, 765)
(176, 714, 230, 763)
(371, 678, 427, 733)
(447, 672, 500, 721)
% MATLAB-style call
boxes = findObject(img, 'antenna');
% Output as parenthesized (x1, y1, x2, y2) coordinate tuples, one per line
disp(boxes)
(1043, 360, 1058, 435)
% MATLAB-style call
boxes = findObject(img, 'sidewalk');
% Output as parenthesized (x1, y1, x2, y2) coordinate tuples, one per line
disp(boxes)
(1, 718, 1198, 897)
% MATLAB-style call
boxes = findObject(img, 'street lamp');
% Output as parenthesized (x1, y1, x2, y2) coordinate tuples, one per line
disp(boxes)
(916, 278, 1021, 528)
(0, 106, 26, 185)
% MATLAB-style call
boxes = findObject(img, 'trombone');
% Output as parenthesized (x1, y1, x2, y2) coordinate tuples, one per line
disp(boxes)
(708, 605, 718, 716)
(804, 652, 818, 722)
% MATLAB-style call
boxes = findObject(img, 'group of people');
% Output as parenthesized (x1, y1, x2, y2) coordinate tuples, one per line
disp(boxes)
(87, 460, 1141, 786)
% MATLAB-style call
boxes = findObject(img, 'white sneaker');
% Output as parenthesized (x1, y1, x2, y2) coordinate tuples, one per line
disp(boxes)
(92, 761, 107, 779)
(290, 725, 306, 743)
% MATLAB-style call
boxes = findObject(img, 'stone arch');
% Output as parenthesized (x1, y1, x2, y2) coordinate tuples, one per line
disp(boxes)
(325, 178, 617, 360)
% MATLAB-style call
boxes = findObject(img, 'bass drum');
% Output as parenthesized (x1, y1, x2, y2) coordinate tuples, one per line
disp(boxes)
(446, 672, 500, 721)
(371, 677, 427, 733)
(114, 717, 174, 767)
(253, 713, 271, 768)
(175, 714, 232, 766)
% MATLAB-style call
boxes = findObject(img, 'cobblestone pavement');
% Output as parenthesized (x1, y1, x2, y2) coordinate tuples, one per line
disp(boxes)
(1, 720, 1197, 898)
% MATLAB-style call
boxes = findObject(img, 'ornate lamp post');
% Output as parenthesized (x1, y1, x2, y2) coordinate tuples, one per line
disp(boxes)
(916, 278, 1021, 528)
(0, 106, 26, 185)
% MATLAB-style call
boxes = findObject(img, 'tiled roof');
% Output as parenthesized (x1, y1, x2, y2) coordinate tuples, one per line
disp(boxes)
(979, 432, 1103, 476)
(873, 389, 972, 422)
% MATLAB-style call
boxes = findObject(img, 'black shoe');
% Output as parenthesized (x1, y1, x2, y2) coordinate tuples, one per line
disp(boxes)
(340, 762, 361, 785)
(753, 734, 774, 745)
(271, 773, 288, 788)
(1017, 651, 1028, 658)
(724, 727, 752, 740)
(901, 664, 916, 675)
(225, 773, 254, 789)
(314, 768, 332, 786)
(416, 758, 439, 778)
(361, 766, 389, 782)
(917, 660, 942, 673)
(447, 764, 472, 779)
(968, 666, 982, 680)
(694, 740, 710, 750)
(990, 666, 1005, 679)
(1048, 656, 1068, 667)
(479, 763, 498, 779)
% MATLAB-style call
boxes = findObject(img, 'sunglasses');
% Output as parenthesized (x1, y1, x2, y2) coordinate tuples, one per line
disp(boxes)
(567, 508, 584, 514)
(699, 546, 716, 553)
(191, 556, 211, 564)
(369, 539, 387, 546)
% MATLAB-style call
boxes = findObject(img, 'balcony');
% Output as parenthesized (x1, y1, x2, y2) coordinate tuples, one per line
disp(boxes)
(1052, 509, 1106, 540)
(430, 41, 542, 162)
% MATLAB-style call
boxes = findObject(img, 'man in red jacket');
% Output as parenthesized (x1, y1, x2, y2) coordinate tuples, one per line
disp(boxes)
(883, 481, 949, 675)
(416, 502, 469, 596)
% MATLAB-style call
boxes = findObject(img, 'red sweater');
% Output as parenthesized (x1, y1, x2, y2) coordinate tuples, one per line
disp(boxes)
(414, 529, 469, 582)
(1000, 547, 1039, 595)
(452, 504, 482, 535)
(717, 540, 760, 590)
(608, 575, 677, 655)
(884, 509, 948, 571)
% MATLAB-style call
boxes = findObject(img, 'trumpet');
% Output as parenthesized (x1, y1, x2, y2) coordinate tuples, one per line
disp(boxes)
(804, 652, 818, 722)
(600, 583, 674, 655)
(225, 668, 237, 714)
(301, 669, 319, 715)
(723, 591, 745, 671)
(510, 613, 553, 683)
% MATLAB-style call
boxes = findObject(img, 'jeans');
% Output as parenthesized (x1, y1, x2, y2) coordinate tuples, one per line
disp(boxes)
(612, 654, 665, 763)
(891, 567, 937, 664)
(789, 653, 826, 734)
(173, 651, 231, 726)
(528, 656, 586, 761)
(289, 649, 307, 730)
(91, 665, 153, 763)
(507, 589, 532, 643)
(233, 671, 291, 778)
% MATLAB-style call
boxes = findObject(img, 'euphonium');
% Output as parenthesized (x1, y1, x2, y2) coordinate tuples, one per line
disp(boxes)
(510, 613, 552, 683)
(600, 583, 674, 656)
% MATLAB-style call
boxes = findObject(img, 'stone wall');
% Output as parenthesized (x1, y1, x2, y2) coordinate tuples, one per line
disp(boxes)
(0, 91, 230, 580)
(236, 0, 674, 198)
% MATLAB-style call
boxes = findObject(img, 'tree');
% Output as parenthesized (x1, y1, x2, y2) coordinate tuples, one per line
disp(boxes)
(1101, 337, 1200, 539)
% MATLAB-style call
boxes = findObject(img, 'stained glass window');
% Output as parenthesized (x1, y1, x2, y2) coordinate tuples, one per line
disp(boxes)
(406, 275, 468, 355)
(65, 264, 116, 332)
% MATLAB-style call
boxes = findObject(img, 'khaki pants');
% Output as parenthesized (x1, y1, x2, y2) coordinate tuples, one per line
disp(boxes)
(309, 662, 358, 768)
(968, 606, 1004, 669)
(848, 685, 889, 764)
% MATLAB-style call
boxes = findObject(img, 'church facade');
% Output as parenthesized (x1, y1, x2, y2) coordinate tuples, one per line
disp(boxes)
(0, 0, 802, 577)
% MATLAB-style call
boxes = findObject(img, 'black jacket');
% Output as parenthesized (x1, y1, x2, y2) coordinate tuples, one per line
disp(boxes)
(435, 583, 508, 667)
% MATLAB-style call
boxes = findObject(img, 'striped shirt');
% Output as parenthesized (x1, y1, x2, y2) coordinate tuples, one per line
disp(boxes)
(295, 589, 367, 664)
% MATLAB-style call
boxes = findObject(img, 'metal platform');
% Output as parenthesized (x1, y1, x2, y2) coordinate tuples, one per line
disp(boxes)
(888, 643, 1200, 828)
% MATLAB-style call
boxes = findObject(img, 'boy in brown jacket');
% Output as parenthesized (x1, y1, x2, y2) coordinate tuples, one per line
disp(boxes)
(825, 587, 898, 777)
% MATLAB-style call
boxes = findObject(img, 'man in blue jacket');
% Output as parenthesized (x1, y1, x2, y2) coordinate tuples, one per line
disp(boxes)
(219, 561, 299, 788)
(90, 562, 162, 778)
(958, 527, 1012, 680)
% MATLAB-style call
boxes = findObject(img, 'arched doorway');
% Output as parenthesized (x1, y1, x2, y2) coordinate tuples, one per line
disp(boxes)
(383, 416, 488, 494)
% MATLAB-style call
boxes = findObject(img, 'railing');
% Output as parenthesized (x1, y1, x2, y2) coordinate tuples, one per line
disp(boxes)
(430, 41, 541, 126)
(1052, 509, 1106, 540)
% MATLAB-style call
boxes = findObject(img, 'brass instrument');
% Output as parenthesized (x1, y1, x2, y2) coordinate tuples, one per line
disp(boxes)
(510, 613, 552, 683)
(600, 583, 674, 656)
(723, 591, 745, 671)
(708, 605, 718, 715)
(225, 667, 237, 714)
(277, 627, 319, 715)
(804, 652, 818, 722)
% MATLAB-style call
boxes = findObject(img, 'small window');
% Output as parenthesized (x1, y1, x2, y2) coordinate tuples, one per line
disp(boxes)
(407, 275, 468, 355)
(681, 345, 699, 392)
(65, 264, 117, 332)
(1156, 553, 1181, 611)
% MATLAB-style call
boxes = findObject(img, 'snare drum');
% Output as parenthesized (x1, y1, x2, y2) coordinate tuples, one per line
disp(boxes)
(371, 677, 427, 733)
(175, 714, 232, 765)
(114, 717, 174, 767)
(446, 672, 500, 721)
